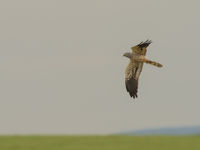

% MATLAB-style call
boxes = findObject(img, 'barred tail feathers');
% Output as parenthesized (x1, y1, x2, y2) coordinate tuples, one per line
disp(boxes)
(135, 56, 163, 68)
(144, 59, 163, 67)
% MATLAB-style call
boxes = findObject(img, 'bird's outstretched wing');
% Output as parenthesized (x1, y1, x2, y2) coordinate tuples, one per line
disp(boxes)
(125, 61, 140, 98)
(125, 77, 138, 98)
(131, 40, 152, 55)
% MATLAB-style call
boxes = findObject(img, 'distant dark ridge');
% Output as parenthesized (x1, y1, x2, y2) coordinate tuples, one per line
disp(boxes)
(120, 126, 200, 135)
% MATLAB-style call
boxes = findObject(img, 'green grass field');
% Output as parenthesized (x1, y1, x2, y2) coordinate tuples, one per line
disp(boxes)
(0, 135, 200, 150)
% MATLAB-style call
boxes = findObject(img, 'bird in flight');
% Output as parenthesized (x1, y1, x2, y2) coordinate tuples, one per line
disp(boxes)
(123, 40, 163, 98)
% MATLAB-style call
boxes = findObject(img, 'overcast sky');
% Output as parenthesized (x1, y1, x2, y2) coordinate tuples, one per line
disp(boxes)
(0, 0, 200, 134)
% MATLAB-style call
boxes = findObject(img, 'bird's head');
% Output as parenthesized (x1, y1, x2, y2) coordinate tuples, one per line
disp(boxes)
(123, 52, 132, 59)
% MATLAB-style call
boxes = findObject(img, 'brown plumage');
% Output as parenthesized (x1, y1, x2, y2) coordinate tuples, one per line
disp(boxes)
(123, 40, 162, 98)
(135, 56, 163, 68)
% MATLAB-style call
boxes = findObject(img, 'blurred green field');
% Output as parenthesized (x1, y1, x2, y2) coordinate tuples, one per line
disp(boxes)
(0, 135, 200, 150)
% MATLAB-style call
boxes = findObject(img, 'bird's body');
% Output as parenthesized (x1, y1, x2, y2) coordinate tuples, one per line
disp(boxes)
(123, 40, 162, 98)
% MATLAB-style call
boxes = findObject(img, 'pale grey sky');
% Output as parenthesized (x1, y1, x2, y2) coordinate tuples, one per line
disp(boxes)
(0, 0, 200, 134)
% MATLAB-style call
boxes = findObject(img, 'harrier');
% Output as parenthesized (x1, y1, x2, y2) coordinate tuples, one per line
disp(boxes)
(123, 40, 162, 98)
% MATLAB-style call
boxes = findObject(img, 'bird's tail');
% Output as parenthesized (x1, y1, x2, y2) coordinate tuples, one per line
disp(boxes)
(143, 59, 163, 67)
(135, 56, 163, 68)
